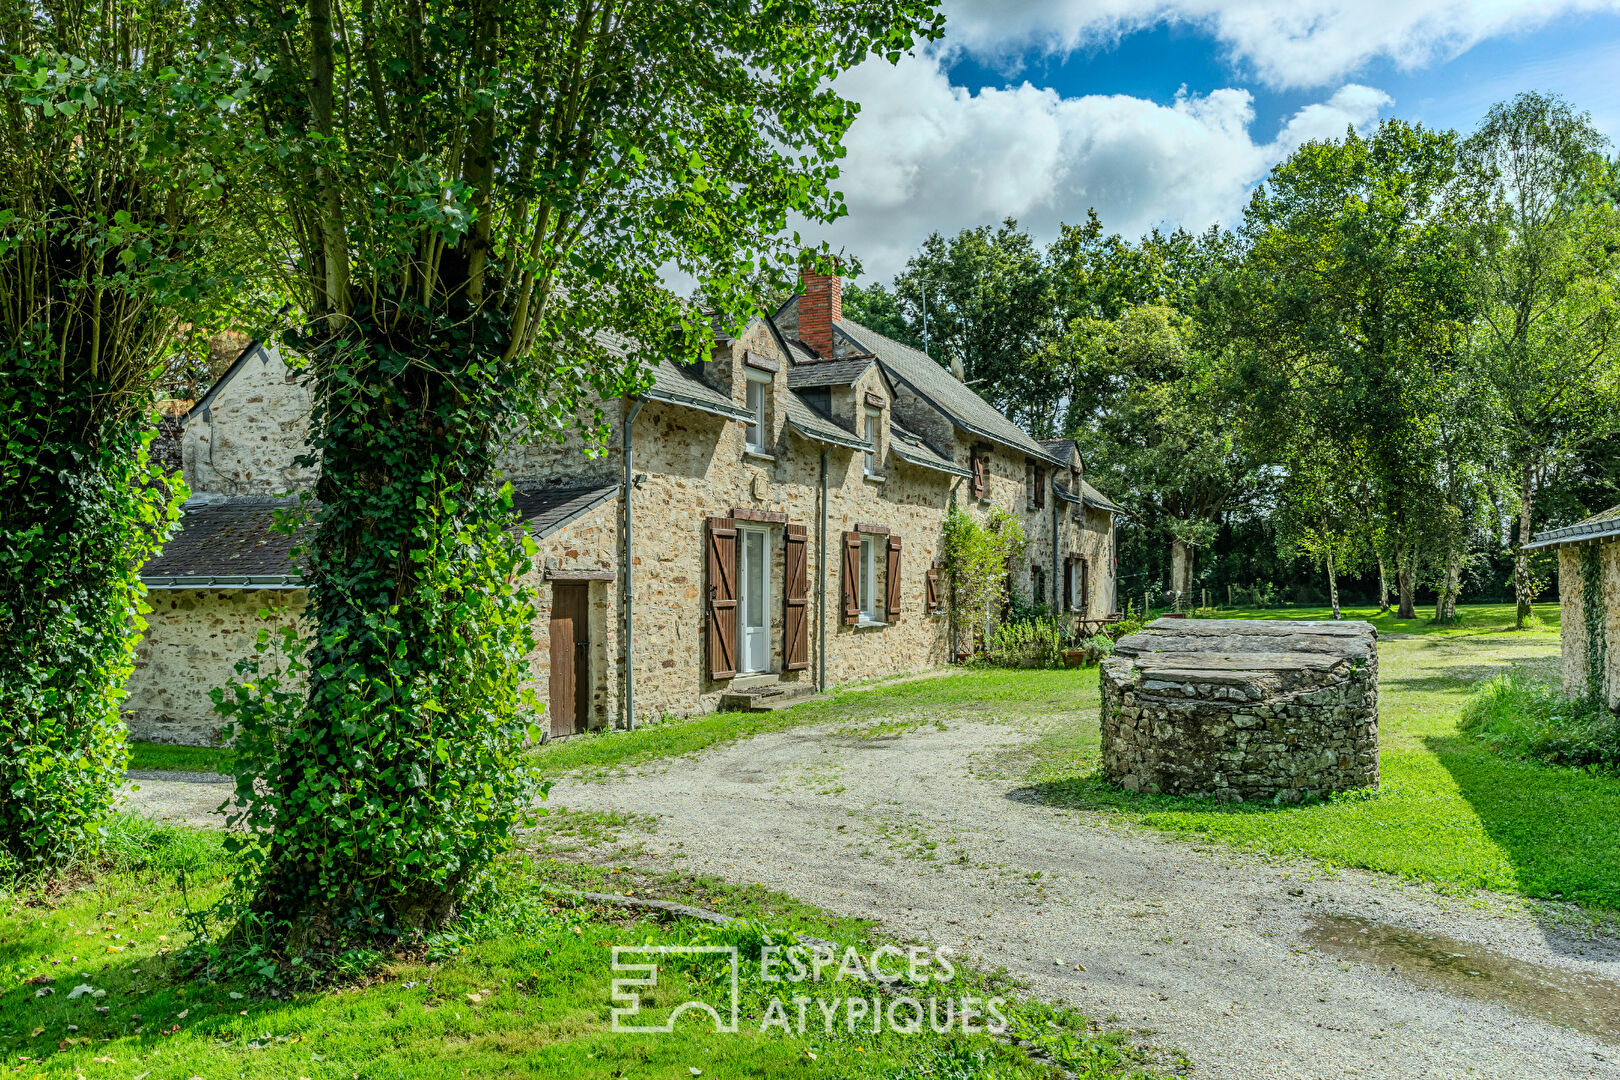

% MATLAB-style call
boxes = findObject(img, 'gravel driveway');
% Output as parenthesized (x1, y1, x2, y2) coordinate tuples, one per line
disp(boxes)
(547, 717, 1620, 1080)
(122, 718, 1620, 1079)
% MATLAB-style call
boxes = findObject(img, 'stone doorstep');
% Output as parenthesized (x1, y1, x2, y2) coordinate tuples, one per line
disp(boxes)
(718, 680, 823, 712)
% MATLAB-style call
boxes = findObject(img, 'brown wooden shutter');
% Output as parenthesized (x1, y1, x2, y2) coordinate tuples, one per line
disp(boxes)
(841, 531, 861, 625)
(970, 447, 985, 498)
(1080, 557, 1090, 612)
(925, 561, 941, 614)
(1062, 555, 1073, 612)
(885, 534, 902, 620)
(705, 517, 738, 679)
(783, 525, 809, 670)
(1034, 468, 1046, 509)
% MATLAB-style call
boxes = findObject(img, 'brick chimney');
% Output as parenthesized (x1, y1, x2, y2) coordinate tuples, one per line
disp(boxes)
(798, 271, 841, 359)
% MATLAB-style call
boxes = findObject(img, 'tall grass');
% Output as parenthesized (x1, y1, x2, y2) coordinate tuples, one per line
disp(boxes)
(1460, 673, 1620, 772)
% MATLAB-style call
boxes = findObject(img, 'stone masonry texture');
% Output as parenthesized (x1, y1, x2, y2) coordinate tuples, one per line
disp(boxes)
(1100, 618, 1379, 803)
(1557, 541, 1620, 711)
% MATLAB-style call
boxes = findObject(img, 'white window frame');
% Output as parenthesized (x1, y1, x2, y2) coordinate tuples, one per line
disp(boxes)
(864, 406, 882, 476)
(744, 372, 770, 453)
(859, 535, 884, 625)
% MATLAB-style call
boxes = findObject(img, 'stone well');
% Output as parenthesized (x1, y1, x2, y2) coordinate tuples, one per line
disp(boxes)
(1100, 618, 1379, 803)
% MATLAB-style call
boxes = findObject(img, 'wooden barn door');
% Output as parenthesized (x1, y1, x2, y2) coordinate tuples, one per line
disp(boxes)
(548, 583, 591, 736)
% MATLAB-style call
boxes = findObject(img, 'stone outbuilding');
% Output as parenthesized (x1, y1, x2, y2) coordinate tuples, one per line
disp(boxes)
(1525, 506, 1620, 712)
(125, 273, 1123, 744)
(1100, 618, 1379, 803)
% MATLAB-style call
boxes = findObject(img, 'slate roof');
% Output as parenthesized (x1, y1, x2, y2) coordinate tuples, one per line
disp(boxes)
(641, 358, 753, 421)
(782, 393, 867, 451)
(1039, 438, 1077, 464)
(142, 496, 310, 587)
(512, 484, 620, 538)
(786, 358, 874, 390)
(833, 316, 1065, 465)
(143, 486, 620, 588)
(890, 422, 971, 478)
(1080, 480, 1124, 514)
(1523, 504, 1620, 551)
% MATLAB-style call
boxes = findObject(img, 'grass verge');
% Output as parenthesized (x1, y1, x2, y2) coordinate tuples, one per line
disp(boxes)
(126, 742, 236, 774)
(1, 817, 1180, 1079)
(1459, 671, 1620, 772)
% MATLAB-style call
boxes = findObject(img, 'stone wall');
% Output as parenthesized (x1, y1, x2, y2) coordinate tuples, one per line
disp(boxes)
(1558, 542, 1620, 712)
(1100, 618, 1379, 803)
(125, 588, 307, 744)
(184, 346, 317, 495)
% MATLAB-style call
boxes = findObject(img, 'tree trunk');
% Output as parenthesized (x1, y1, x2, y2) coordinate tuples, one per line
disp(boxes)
(1325, 552, 1341, 620)
(1395, 546, 1416, 620)
(1376, 555, 1390, 613)
(1514, 463, 1535, 630)
(1434, 548, 1461, 624)
(1170, 539, 1193, 608)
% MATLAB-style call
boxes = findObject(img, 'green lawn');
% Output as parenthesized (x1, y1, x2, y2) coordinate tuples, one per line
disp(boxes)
(125, 741, 236, 774)
(0, 819, 1174, 1079)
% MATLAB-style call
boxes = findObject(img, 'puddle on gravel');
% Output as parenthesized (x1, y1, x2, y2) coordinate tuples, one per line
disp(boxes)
(1305, 914, 1620, 1043)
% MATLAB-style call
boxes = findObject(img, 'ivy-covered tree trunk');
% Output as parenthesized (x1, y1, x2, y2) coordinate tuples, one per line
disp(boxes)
(0, 351, 181, 870)
(227, 312, 544, 936)
(1, 1, 227, 872)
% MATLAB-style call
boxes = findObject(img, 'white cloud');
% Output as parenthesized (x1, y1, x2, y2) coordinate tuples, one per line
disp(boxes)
(814, 53, 1390, 282)
(940, 0, 1620, 90)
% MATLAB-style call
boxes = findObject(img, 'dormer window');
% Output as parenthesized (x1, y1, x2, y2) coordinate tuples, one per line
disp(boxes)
(744, 371, 769, 453)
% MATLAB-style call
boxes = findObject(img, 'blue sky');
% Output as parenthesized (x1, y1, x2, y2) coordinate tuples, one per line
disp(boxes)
(945, 11, 1620, 142)
(809, 2, 1620, 284)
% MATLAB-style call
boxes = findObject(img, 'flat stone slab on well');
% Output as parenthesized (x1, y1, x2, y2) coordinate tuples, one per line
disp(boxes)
(1100, 618, 1379, 803)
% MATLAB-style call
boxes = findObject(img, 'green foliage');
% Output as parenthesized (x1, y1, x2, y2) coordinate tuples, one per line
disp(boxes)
(0, 344, 184, 873)
(985, 616, 1066, 669)
(1461, 673, 1619, 773)
(204, 0, 944, 944)
(1581, 545, 1608, 699)
(941, 504, 1025, 654)
(1457, 92, 1620, 628)
(0, 0, 243, 873)
(214, 323, 553, 939)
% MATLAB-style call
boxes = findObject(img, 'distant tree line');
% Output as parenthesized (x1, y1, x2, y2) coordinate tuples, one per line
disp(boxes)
(844, 92, 1620, 624)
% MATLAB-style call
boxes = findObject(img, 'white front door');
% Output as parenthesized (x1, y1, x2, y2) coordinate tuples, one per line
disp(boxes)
(739, 527, 770, 673)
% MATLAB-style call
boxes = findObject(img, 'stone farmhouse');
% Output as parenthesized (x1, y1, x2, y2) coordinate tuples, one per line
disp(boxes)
(1526, 505, 1620, 712)
(125, 274, 1123, 745)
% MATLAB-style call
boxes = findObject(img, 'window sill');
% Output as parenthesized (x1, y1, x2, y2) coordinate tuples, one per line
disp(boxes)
(863, 473, 886, 484)
(855, 617, 888, 629)
(744, 449, 776, 463)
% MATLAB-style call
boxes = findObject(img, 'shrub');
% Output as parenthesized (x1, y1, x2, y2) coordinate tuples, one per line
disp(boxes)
(1080, 633, 1115, 663)
(1228, 583, 1280, 608)
(1460, 673, 1620, 772)
(986, 616, 1065, 668)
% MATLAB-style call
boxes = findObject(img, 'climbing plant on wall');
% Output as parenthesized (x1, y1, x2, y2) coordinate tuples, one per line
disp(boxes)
(942, 504, 1026, 654)
(1581, 545, 1608, 701)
